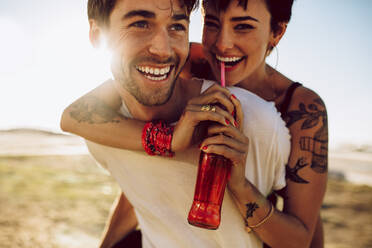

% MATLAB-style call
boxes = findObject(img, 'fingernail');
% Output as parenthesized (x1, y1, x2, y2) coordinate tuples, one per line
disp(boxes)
(231, 110, 235, 116)
(234, 120, 238, 127)
(202, 146, 208, 150)
(231, 94, 237, 99)
(225, 119, 230, 125)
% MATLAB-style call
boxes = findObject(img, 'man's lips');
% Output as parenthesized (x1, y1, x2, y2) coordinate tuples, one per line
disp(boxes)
(135, 65, 174, 81)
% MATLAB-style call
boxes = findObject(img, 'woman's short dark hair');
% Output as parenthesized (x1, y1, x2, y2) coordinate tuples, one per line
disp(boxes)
(88, 0, 199, 27)
(203, 0, 294, 34)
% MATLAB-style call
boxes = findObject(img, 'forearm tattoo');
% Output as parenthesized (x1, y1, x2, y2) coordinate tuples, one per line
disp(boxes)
(245, 202, 259, 225)
(69, 96, 126, 124)
(286, 98, 328, 174)
(286, 158, 309, 184)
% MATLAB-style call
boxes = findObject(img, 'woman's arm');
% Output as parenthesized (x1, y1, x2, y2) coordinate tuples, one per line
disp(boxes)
(60, 80, 236, 152)
(203, 89, 327, 248)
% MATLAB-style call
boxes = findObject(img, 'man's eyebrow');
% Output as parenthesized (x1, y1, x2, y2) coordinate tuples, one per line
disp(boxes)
(172, 13, 189, 22)
(205, 14, 219, 22)
(231, 16, 259, 22)
(122, 10, 155, 20)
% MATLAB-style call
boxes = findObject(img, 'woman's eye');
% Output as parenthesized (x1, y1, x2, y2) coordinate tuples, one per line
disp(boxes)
(130, 21, 149, 29)
(234, 23, 254, 30)
(204, 21, 219, 29)
(170, 23, 186, 31)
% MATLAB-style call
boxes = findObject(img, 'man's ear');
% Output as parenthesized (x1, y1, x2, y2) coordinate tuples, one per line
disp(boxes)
(89, 19, 102, 48)
(270, 22, 288, 48)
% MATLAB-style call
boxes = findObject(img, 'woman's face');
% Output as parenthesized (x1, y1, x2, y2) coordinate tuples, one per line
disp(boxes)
(202, 0, 274, 86)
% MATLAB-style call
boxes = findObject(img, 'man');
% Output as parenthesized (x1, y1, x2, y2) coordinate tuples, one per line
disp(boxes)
(61, 0, 290, 247)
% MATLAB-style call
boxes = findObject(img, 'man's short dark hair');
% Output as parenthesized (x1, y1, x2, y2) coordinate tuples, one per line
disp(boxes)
(88, 0, 199, 27)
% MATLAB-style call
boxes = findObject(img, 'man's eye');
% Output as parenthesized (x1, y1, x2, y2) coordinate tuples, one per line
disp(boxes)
(130, 21, 149, 28)
(170, 23, 186, 31)
(234, 23, 254, 30)
(204, 21, 219, 29)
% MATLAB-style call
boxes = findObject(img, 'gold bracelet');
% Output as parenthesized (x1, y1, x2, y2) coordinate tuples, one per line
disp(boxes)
(245, 202, 274, 233)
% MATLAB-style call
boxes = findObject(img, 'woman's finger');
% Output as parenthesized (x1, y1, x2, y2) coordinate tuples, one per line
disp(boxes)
(206, 124, 248, 144)
(188, 86, 235, 115)
(200, 133, 248, 154)
(185, 104, 236, 128)
(230, 94, 244, 131)
(200, 142, 246, 165)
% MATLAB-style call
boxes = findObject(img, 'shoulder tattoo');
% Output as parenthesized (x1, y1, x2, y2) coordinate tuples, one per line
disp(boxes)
(286, 98, 328, 174)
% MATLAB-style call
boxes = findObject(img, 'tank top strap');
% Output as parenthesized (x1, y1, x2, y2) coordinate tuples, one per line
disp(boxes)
(279, 82, 302, 117)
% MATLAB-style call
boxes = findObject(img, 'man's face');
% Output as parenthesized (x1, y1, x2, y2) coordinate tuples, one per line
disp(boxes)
(104, 0, 190, 106)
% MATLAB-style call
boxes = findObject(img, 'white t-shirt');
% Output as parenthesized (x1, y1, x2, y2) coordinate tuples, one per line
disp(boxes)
(86, 80, 290, 248)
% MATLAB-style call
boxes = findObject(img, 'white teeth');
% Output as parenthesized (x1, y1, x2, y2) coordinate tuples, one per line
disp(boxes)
(136, 65, 171, 76)
(135, 65, 171, 81)
(144, 74, 167, 81)
(216, 55, 243, 62)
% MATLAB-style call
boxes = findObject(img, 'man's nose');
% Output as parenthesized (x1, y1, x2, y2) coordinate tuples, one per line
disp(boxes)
(148, 28, 172, 59)
(215, 28, 234, 53)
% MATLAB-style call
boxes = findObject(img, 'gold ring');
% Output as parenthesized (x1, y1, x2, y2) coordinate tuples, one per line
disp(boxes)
(201, 104, 211, 111)
(201, 105, 216, 112)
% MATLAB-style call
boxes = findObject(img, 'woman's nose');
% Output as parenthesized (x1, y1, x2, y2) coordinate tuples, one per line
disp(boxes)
(214, 28, 234, 53)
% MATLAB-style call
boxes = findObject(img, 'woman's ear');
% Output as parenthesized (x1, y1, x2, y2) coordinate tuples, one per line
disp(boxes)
(270, 22, 288, 48)
(89, 19, 102, 48)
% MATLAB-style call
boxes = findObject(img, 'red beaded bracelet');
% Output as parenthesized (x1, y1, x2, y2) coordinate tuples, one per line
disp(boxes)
(142, 120, 174, 157)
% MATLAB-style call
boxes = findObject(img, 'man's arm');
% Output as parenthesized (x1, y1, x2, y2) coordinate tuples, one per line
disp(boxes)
(60, 80, 143, 150)
(100, 192, 138, 248)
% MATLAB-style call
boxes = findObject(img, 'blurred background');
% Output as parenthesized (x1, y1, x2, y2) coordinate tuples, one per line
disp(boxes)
(0, 0, 371, 247)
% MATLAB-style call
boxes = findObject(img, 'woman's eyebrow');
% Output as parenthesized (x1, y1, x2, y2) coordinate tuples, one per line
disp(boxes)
(231, 16, 259, 22)
(205, 14, 219, 22)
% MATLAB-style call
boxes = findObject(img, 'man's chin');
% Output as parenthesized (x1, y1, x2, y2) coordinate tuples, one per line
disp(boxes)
(135, 94, 171, 106)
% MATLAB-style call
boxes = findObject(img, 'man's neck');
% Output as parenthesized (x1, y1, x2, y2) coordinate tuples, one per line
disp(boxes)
(117, 78, 193, 123)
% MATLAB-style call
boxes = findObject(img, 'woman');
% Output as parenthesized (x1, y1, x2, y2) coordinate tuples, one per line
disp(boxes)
(61, 0, 327, 247)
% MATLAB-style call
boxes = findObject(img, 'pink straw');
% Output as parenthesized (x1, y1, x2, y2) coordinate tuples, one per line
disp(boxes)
(220, 62, 225, 87)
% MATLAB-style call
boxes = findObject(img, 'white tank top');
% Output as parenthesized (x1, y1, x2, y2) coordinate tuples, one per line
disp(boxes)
(86, 80, 290, 248)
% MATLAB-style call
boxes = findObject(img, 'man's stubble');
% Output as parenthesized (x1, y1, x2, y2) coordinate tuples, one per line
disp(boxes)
(114, 55, 184, 106)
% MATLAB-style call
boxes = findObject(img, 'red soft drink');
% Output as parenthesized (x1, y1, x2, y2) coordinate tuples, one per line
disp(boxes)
(187, 149, 232, 229)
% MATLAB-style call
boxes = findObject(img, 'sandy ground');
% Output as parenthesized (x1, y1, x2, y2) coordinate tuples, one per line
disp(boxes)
(2, 129, 371, 186)
(1, 129, 372, 247)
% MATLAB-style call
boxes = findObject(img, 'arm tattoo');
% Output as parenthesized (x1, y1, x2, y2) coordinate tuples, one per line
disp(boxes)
(286, 158, 309, 184)
(245, 202, 259, 220)
(286, 98, 327, 130)
(286, 98, 328, 174)
(69, 96, 126, 124)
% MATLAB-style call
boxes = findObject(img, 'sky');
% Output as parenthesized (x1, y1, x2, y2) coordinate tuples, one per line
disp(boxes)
(0, 0, 371, 149)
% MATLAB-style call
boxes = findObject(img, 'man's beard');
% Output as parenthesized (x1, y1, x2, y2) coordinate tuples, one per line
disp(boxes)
(115, 55, 182, 106)
(124, 74, 178, 106)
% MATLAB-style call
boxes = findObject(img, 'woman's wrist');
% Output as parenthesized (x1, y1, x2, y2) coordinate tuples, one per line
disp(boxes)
(228, 178, 252, 202)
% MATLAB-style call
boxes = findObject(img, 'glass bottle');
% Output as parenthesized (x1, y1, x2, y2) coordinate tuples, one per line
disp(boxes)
(187, 152, 232, 229)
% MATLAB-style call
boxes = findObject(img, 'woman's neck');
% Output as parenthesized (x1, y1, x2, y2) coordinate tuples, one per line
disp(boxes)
(237, 63, 291, 103)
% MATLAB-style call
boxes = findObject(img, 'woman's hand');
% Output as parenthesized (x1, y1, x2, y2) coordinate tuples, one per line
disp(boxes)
(171, 83, 237, 151)
(196, 93, 249, 191)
